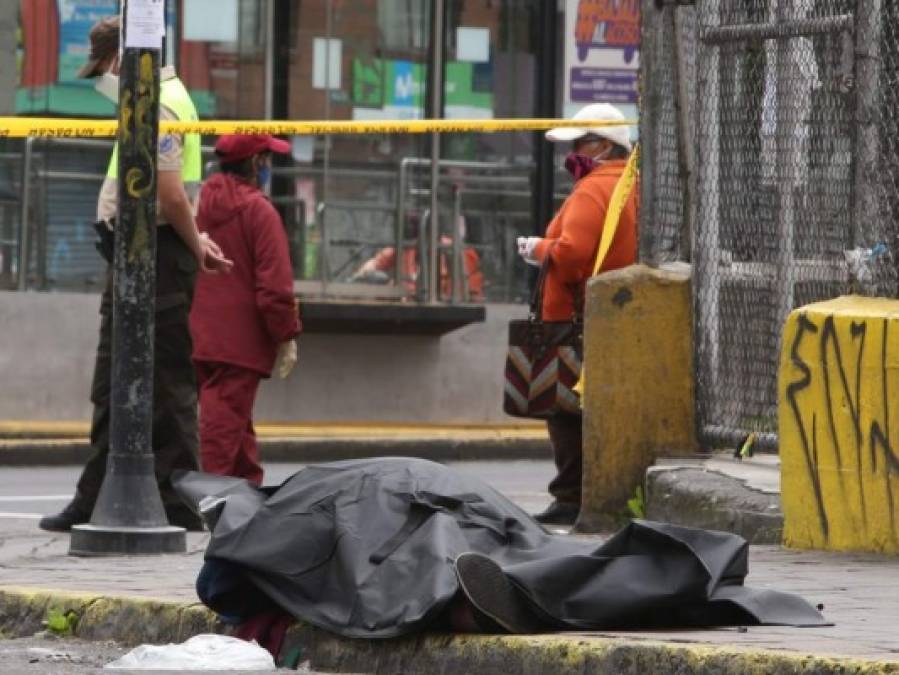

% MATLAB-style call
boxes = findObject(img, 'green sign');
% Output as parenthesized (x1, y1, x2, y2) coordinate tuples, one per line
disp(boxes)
(445, 62, 492, 111)
(352, 58, 384, 107)
(352, 57, 492, 116)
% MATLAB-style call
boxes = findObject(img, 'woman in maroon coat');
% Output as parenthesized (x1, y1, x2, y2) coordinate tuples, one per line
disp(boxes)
(190, 135, 301, 484)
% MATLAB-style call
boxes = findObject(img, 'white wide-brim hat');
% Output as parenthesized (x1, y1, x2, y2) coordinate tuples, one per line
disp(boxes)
(545, 103, 632, 151)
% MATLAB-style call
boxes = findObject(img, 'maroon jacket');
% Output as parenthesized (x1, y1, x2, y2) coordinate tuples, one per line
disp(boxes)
(190, 172, 300, 377)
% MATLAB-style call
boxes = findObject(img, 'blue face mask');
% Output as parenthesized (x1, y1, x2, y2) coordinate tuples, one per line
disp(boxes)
(257, 164, 271, 188)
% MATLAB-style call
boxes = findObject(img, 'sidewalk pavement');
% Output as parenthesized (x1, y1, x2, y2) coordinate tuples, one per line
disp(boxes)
(1, 509, 898, 672)
(0, 421, 551, 465)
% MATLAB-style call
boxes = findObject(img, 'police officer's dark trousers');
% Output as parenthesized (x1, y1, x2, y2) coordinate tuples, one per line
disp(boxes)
(72, 226, 201, 527)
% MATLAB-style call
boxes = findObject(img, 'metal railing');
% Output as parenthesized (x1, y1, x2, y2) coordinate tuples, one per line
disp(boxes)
(396, 157, 546, 303)
(0, 138, 559, 305)
(265, 157, 551, 304)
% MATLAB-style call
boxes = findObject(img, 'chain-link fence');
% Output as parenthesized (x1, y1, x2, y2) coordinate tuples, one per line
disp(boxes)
(641, 0, 899, 450)
(640, 0, 697, 265)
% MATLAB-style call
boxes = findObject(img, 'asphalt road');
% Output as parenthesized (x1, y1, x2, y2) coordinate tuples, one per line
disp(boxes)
(0, 460, 557, 522)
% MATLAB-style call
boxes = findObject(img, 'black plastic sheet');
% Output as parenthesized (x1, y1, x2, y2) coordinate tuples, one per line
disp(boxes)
(175, 458, 827, 638)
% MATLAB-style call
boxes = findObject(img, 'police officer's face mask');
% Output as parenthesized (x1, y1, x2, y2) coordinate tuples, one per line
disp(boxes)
(95, 72, 119, 102)
(94, 56, 121, 103)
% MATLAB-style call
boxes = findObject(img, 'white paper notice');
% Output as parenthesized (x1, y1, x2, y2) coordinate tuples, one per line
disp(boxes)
(125, 0, 165, 50)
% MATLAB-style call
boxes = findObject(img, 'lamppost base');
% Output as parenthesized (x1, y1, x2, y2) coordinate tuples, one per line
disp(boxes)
(69, 524, 186, 557)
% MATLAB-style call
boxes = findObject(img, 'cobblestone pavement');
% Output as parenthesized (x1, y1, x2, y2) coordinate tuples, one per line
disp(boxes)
(1, 461, 897, 663)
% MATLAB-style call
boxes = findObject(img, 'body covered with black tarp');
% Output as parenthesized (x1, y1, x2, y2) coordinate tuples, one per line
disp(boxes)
(174, 458, 826, 638)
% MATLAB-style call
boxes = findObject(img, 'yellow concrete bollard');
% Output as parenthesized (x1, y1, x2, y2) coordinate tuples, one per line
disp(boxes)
(780, 296, 899, 554)
(576, 263, 697, 532)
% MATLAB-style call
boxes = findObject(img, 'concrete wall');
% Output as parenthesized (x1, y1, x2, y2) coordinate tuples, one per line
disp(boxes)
(780, 296, 899, 554)
(577, 263, 697, 531)
(0, 291, 528, 424)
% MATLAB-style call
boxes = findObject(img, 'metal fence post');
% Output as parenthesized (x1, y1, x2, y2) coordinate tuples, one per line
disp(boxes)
(693, 0, 721, 446)
(852, 0, 882, 280)
(451, 185, 463, 303)
(16, 137, 33, 291)
(395, 158, 409, 295)
(428, 0, 445, 304)
(672, 5, 696, 262)
(774, 0, 799, 328)
(882, 3, 899, 294)
(639, 0, 660, 267)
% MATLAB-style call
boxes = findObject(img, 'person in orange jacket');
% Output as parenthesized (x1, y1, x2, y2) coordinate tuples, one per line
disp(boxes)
(352, 216, 484, 301)
(517, 103, 639, 526)
(190, 135, 301, 485)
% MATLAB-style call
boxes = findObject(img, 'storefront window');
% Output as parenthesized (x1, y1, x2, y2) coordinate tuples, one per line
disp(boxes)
(282, 0, 544, 304)
(284, 1, 432, 297)
(378, 0, 427, 51)
(13, 0, 270, 120)
(17, 0, 119, 116)
(177, 0, 267, 119)
(439, 0, 542, 302)
(3, 0, 557, 303)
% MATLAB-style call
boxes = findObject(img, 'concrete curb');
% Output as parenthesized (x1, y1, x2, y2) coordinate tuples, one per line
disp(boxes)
(0, 437, 552, 466)
(1, 587, 896, 674)
(0, 588, 221, 646)
(645, 466, 783, 544)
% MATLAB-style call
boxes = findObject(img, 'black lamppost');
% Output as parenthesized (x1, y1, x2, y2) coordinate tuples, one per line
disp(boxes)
(71, 0, 186, 556)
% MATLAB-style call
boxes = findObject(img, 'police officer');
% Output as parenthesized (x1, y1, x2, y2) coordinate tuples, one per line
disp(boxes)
(39, 16, 232, 532)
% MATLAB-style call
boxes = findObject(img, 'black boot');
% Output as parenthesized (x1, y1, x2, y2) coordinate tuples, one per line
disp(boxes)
(38, 503, 90, 533)
(532, 500, 579, 526)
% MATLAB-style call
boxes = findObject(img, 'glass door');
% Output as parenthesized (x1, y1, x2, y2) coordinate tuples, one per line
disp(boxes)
(286, 0, 431, 302)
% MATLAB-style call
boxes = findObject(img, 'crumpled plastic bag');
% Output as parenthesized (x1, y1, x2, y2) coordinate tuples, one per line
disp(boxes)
(104, 634, 276, 671)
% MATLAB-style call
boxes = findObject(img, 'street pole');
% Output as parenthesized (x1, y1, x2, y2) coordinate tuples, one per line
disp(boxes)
(70, 0, 186, 556)
(531, 0, 558, 296)
(427, 0, 445, 304)
(638, 0, 660, 267)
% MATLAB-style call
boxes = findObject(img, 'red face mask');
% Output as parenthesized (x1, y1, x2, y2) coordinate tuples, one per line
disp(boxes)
(564, 152, 597, 181)
(564, 145, 611, 180)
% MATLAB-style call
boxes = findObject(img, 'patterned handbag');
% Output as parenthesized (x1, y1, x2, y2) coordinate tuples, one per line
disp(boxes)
(503, 259, 584, 419)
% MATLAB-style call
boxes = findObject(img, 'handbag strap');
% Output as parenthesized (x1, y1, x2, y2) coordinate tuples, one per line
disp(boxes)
(590, 144, 640, 277)
(528, 242, 555, 320)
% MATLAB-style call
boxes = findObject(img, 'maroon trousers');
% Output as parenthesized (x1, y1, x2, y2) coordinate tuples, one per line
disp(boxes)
(196, 361, 264, 485)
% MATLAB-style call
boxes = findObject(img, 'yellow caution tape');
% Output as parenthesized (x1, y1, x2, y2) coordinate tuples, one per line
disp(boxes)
(590, 144, 640, 278)
(0, 116, 636, 138)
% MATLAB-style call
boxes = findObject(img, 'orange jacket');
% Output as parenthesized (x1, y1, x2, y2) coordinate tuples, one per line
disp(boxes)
(372, 240, 484, 301)
(533, 159, 638, 321)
